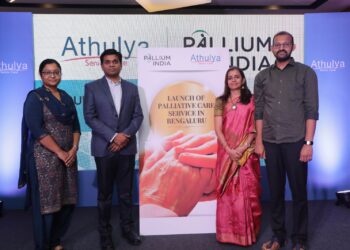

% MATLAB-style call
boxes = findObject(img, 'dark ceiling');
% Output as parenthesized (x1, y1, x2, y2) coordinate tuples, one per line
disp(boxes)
(0, 0, 349, 14)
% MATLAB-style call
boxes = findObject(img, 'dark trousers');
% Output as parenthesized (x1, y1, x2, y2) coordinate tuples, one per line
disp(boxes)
(29, 157, 75, 250)
(95, 154, 135, 241)
(264, 140, 308, 245)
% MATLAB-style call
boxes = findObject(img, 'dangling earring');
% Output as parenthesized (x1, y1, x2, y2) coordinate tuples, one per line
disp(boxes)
(242, 85, 245, 89)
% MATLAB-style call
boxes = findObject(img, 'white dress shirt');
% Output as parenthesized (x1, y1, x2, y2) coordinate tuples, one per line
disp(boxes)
(106, 77, 122, 142)
(106, 76, 122, 115)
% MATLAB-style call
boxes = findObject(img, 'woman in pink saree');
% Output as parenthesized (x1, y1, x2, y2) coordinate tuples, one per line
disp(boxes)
(214, 67, 262, 246)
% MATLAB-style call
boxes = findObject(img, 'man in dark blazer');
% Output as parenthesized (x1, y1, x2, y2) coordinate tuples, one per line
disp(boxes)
(84, 49, 143, 250)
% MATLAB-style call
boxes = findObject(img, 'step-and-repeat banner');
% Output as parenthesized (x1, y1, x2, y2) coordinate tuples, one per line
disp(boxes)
(0, 13, 34, 204)
(138, 48, 228, 234)
(305, 13, 350, 198)
(32, 14, 304, 171)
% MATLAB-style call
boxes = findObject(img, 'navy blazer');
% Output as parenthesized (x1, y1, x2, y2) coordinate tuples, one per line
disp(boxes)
(83, 77, 143, 157)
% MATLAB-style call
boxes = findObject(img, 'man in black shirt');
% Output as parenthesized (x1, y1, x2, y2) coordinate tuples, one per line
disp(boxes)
(254, 31, 319, 250)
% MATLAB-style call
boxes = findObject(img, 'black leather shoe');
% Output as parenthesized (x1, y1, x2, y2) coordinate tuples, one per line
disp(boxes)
(101, 245, 114, 250)
(122, 230, 142, 245)
(100, 235, 115, 250)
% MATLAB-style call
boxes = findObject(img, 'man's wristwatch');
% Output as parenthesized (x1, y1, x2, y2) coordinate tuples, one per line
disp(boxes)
(304, 140, 313, 145)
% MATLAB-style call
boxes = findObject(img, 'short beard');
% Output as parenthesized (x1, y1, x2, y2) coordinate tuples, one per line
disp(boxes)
(276, 56, 291, 62)
(275, 50, 291, 62)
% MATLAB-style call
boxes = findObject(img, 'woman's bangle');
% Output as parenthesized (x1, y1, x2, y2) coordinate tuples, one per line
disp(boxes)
(72, 144, 79, 150)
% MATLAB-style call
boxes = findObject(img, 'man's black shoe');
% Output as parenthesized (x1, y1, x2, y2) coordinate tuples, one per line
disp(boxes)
(101, 245, 114, 250)
(100, 235, 115, 250)
(122, 230, 142, 245)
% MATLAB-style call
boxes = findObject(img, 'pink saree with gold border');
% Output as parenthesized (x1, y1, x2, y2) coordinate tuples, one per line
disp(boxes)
(215, 97, 262, 246)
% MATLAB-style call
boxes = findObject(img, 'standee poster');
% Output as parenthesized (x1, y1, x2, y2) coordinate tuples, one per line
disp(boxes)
(138, 48, 229, 235)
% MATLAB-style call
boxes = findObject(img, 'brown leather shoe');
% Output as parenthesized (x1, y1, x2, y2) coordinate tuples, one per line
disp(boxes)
(52, 245, 64, 250)
(261, 240, 281, 250)
(261, 235, 286, 250)
(292, 243, 307, 250)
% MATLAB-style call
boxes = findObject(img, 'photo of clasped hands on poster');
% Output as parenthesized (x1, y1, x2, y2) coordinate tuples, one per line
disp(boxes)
(138, 48, 229, 235)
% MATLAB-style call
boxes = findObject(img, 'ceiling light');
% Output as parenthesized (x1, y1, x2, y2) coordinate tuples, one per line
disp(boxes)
(136, 0, 212, 13)
(267, 5, 281, 10)
(42, 3, 55, 8)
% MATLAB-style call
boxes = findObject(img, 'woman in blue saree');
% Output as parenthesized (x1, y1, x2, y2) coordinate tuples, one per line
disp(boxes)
(19, 59, 80, 250)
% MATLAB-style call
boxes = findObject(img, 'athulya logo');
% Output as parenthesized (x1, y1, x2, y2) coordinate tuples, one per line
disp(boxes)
(311, 59, 345, 72)
(61, 36, 149, 61)
(183, 29, 272, 71)
(0, 60, 28, 74)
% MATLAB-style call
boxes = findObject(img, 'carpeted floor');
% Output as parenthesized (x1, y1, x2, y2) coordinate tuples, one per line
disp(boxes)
(1, 201, 349, 250)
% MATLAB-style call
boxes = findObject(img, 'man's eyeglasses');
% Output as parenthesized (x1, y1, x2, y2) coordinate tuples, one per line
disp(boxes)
(272, 43, 293, 49)
(41, 71, 61, 77)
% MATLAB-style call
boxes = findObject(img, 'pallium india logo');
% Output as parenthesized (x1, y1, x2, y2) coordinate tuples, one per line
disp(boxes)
(144, 54, 172, 66)
(0, 60, 28, 74)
